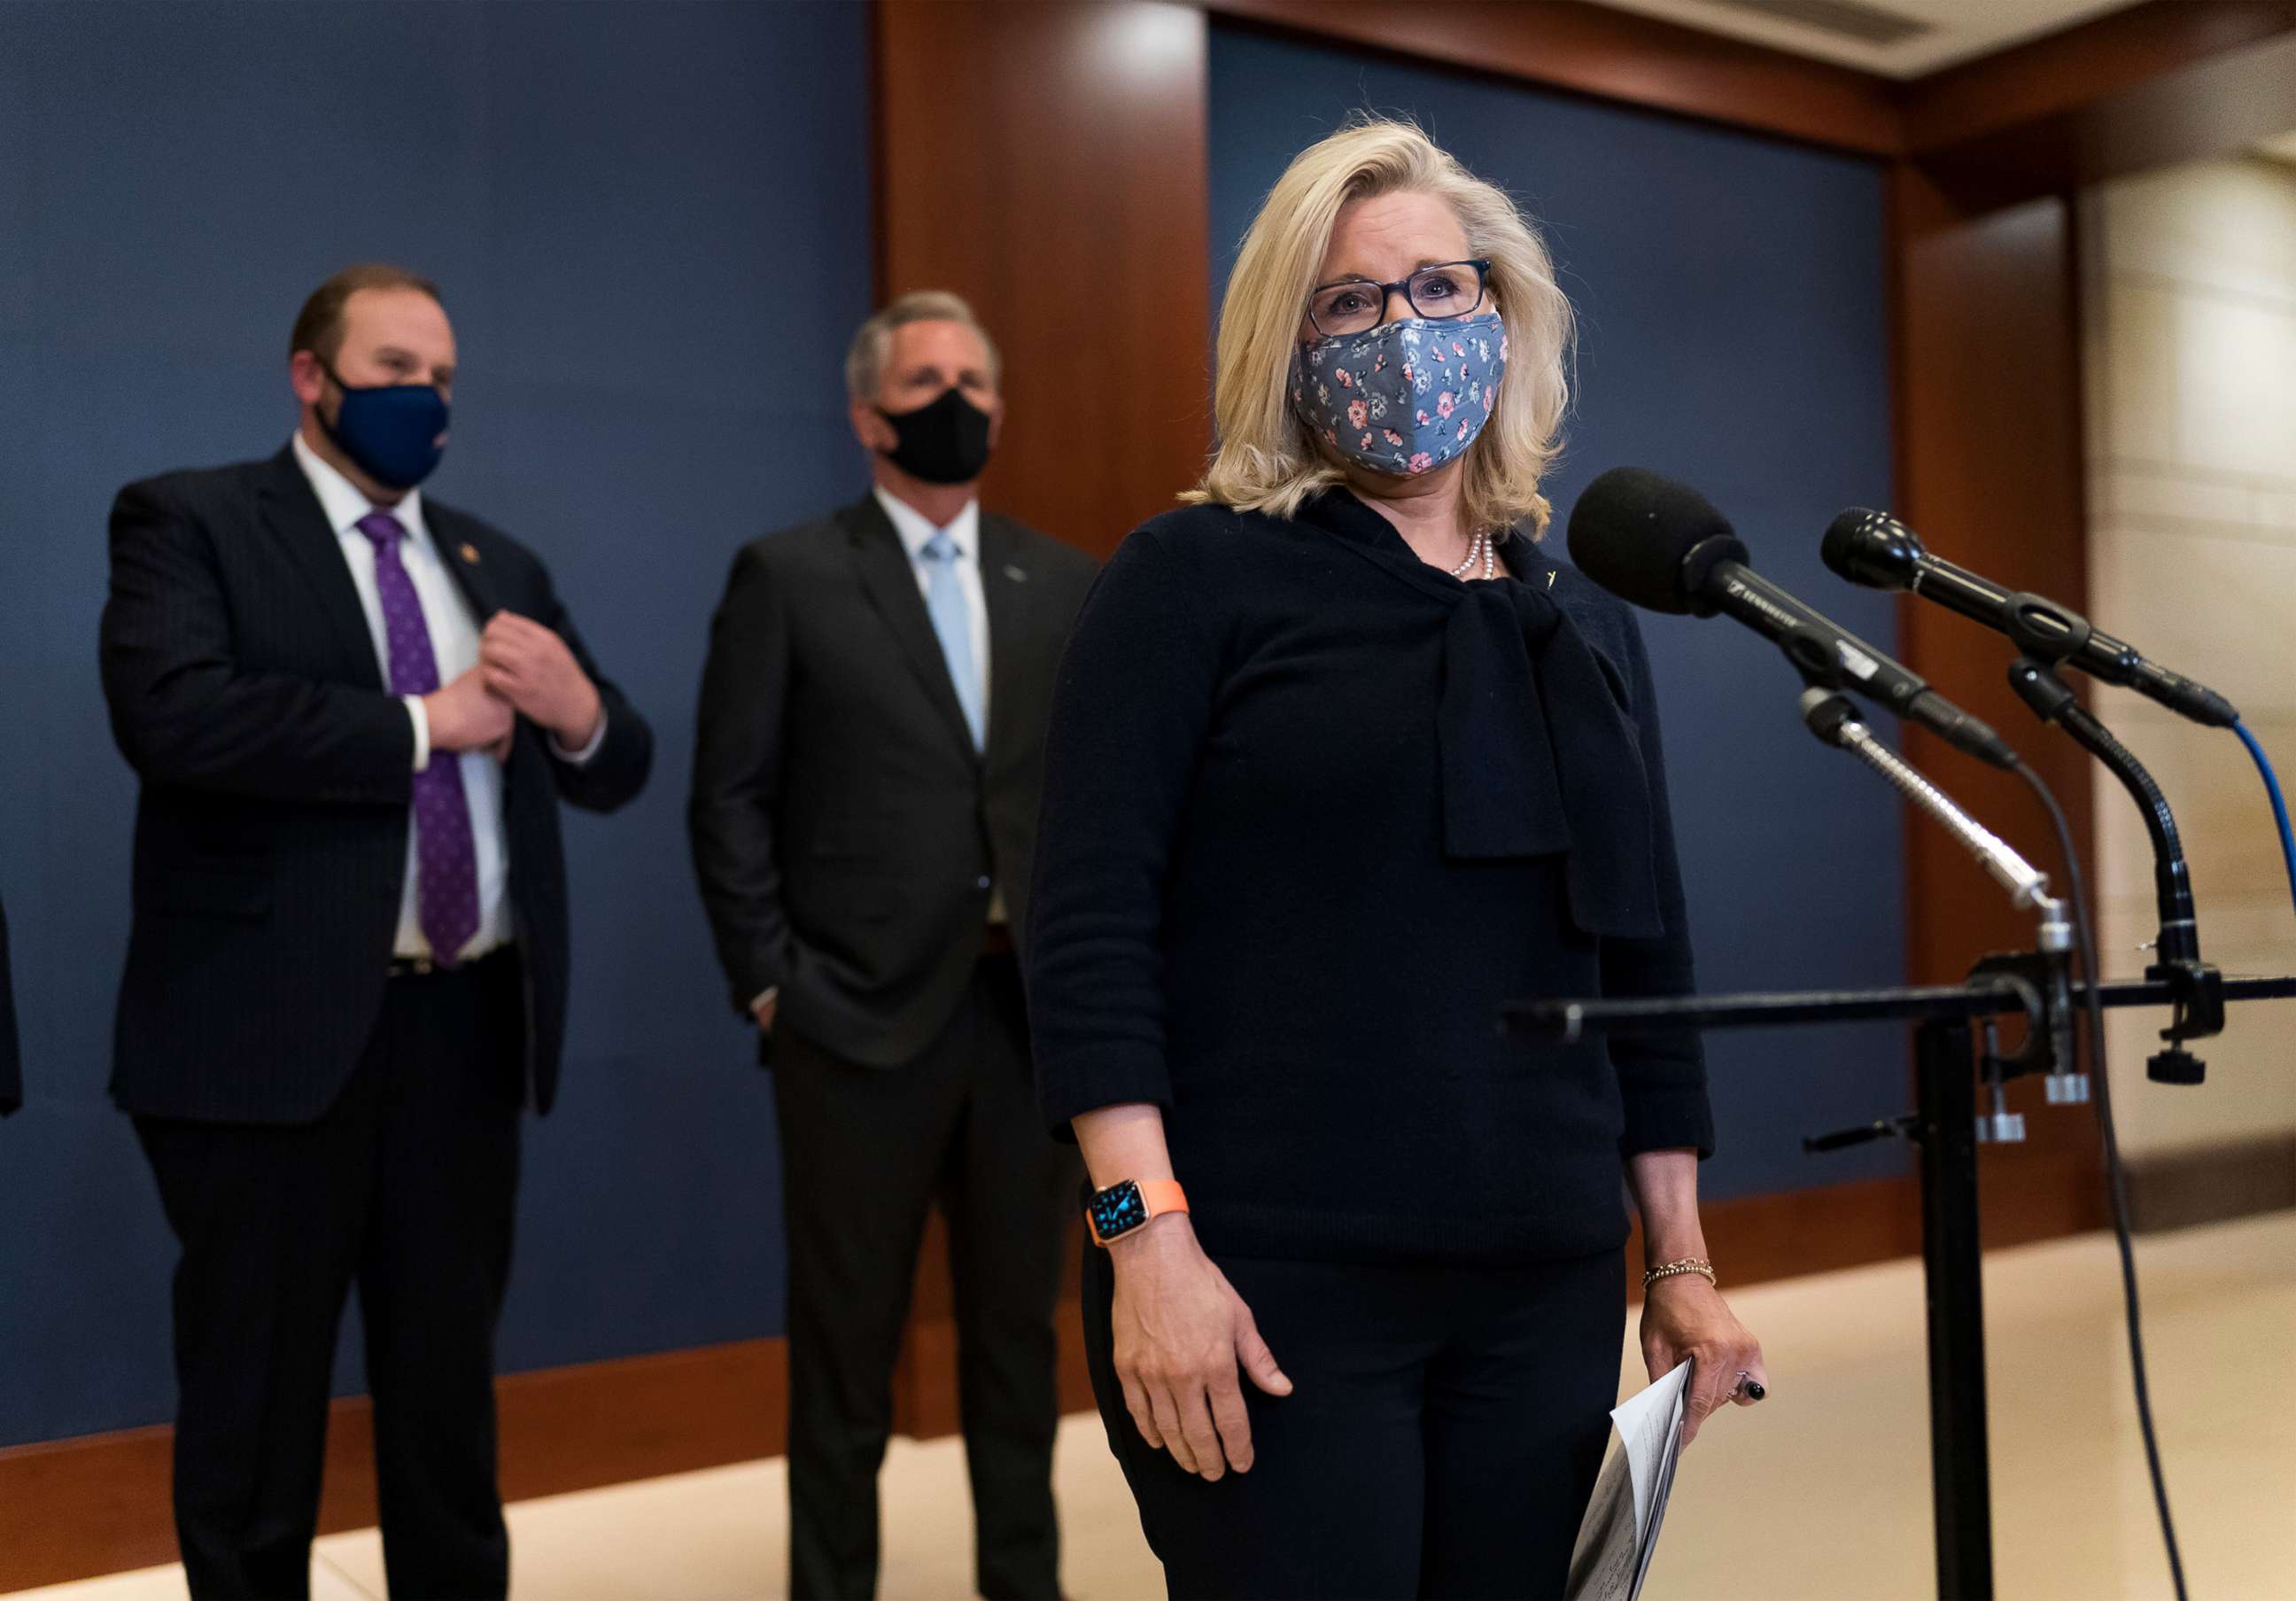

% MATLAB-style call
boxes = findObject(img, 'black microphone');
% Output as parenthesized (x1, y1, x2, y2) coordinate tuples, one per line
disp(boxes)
(1567, 468, 2021, 771)
(1822, 508, 2240, 728)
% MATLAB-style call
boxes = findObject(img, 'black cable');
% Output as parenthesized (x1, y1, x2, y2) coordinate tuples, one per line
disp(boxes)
(2012, 760, 2188, 1601)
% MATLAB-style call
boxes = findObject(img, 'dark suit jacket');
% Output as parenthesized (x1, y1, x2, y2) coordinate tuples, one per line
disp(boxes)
(99, 446, 652, 1124)
(689, 494, 1098, 1069)
(0, 897, 19, 1116)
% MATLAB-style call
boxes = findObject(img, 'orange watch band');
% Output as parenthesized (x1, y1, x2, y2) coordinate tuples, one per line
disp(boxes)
(1136, 1179, 1189, 1220)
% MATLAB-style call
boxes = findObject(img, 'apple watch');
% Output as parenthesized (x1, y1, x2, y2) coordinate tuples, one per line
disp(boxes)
(1085, 1177, 1189, 1247)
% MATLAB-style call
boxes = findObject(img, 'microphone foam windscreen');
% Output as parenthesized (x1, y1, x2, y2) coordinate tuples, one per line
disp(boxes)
(1565, 467, 1736, 615)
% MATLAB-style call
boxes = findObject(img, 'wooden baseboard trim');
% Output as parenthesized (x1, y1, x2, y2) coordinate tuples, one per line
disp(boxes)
(2124, 1134, 2296, 1234)
(0, 1420, 178, 1595)
(0, 1335, 794, 1596)
(0, 1157, 2103, 1594)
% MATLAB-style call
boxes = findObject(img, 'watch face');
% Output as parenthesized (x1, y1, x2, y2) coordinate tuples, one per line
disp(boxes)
(1088, 1180, 1149, 1242)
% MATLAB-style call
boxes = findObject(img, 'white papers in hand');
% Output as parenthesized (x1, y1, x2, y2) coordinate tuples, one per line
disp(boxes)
(1563, 1358, 1692, 1601)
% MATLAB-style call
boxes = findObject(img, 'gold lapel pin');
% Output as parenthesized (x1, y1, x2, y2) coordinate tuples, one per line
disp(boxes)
(460, 542, 481, 565)
(1547, 570, 1557, 588)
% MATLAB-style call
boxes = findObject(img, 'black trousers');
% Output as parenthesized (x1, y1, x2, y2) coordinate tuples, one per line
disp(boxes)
(774, 951, 1074, 1601)
(1083, 1244, 1625, 1601)
(134, 952, 525, 1601)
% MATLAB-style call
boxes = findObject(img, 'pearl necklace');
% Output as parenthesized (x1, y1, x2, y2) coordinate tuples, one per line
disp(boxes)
(1448, 528, 1495, 581)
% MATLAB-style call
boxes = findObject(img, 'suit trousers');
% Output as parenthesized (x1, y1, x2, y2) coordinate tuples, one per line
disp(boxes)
(774, 950, 1074, 1601)
(134, 952, 525, 1601)
(1082, 1243, 1625, 1601)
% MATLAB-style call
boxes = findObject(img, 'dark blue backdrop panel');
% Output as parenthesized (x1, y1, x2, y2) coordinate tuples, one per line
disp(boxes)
(0, 1, 868, 1448)
(1208, 27, 1907, 1203)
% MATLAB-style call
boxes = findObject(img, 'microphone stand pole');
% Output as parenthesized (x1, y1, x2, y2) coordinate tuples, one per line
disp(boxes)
(1796, 688, 2074, 1601)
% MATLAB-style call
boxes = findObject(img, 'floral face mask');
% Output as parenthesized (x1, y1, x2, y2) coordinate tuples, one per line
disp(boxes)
(1289, 310, 1507, 478)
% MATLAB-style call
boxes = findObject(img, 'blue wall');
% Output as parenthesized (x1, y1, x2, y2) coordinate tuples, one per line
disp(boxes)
(0, 1, 869, 1447)
(1209, 27, 1908, 1202)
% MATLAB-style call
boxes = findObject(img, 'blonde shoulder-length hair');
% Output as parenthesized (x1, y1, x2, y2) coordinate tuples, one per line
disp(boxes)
(1188, 118, 1574, 538)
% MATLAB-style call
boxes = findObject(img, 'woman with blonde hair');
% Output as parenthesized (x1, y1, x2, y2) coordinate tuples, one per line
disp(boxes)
(1028, 120, 1765, 1597)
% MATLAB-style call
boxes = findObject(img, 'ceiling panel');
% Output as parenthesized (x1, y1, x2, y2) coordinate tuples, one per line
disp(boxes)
(1591, 0, 2144, 77)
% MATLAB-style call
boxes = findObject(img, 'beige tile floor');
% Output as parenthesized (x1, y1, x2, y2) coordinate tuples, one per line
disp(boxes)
(19, 1212, 2293, 1601)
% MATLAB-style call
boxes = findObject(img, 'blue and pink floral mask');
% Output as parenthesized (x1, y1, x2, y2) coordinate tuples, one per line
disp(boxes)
(1289, 311, 1507, 478)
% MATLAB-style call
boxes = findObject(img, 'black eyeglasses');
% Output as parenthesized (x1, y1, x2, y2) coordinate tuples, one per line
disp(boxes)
(1306, 259, 1492, 338)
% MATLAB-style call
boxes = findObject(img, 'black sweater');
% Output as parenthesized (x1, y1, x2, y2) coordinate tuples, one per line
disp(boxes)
(1028, 491, 1712, 1264)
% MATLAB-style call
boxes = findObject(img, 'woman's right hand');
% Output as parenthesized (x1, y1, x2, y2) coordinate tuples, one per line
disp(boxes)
(1108, 1214, 1292, 1481)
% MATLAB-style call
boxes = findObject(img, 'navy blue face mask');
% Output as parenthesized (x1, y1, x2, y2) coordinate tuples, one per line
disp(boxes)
(317, 361, 450, 490)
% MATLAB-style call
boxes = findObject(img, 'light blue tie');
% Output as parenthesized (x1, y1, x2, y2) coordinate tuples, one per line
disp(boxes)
(920, 528, 985, 750)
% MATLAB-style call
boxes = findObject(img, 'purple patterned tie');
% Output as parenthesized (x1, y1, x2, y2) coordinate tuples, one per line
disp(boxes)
(359, 510, 481, 967)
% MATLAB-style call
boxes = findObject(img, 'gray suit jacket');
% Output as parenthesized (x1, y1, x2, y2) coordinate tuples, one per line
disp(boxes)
(688, 494, 1098, 1068)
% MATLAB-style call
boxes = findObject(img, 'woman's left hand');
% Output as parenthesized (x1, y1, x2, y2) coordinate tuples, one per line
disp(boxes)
(1639, 1276, 1765, 1447)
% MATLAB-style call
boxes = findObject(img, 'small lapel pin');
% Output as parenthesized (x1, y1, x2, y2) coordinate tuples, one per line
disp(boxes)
(1547, 570, 1556, 588)
(1004, 564, 1028, 582)
(460, 542, 481, 565)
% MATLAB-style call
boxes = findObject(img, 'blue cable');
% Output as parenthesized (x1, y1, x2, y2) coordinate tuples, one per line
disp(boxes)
(2234, 719, 2296, 923)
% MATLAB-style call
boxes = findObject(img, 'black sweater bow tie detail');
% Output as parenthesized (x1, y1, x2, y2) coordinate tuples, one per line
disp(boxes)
(1296, 491, 1662, 940)
(1437, 579, 1661, 938)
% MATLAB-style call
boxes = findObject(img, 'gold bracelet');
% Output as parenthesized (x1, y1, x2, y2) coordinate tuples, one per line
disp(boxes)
(1642, 1256, 1716, 1290)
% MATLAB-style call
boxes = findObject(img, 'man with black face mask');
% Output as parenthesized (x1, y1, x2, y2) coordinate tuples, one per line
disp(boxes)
(99, 263, 652, 1599)
(690, 291, 1098, 1601)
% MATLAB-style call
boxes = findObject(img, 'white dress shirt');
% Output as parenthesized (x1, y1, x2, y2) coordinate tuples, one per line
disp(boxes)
(874, 485, 1006, 929)
(292, 431, 511, 962)
(874, 485, 991, 727)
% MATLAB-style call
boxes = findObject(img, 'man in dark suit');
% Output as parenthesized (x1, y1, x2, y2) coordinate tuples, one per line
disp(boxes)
(100, 263, 651, 1600)
(690, 291, 1098, 1601)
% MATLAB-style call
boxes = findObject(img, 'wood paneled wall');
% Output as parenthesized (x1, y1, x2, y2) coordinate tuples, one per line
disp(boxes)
(1885, 182, 2092, 943)
(875, 0, 1214, 556)
(1885, 173, 2107, 1209)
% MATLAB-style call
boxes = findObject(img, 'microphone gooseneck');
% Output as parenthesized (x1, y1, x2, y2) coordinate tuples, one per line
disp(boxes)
(2008, 658, 2223, 1086)
(1799, 690, 2057, 918)
(1800, 688, 2083, 1108)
